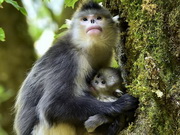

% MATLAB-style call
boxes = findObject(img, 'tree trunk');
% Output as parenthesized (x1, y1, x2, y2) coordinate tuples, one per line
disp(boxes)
(0, 0, 36, 134)
(105, 0, 180, 134)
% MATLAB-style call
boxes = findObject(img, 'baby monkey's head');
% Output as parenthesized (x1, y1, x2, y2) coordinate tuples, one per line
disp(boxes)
(90, 68, 126, 98)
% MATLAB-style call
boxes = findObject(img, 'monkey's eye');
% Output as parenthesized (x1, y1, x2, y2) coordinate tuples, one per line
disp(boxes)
(82, 17, 88, 21)
(101, 80, 106, 84)
(97, 16, 102, 20)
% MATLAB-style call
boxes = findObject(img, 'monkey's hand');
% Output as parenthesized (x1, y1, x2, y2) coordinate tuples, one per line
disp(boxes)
(107, 119, 122, 135)
(112, 94, 139, 115)
(84, 114, 112, 133)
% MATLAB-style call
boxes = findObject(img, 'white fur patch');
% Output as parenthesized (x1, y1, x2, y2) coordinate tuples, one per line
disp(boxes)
(97, 95, 118, 102)
(74, 53, 92, 96)
(113, 15, 119, 23)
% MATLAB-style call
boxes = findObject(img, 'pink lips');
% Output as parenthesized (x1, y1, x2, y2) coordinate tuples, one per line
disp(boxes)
(86, 26, 102, 35)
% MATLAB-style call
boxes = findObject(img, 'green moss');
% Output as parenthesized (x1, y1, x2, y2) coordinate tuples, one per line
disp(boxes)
(118, 0, 180, 134)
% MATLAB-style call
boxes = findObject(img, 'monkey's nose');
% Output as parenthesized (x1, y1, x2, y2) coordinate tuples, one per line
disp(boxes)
(91, 19, 95, 23)
(95, 80, 98, 84)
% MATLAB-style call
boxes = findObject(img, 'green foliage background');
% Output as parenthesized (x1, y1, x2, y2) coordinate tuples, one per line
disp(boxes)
(0, 0, 27, 42)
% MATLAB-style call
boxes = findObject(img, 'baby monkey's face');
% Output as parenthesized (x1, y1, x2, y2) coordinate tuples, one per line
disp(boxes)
(90, 72, 121, 97)
(91, 73, 107, 92)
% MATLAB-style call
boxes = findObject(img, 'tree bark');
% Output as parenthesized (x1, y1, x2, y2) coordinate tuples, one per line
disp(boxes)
(105, 0, 180, 134)
(0, 0, 36, 134)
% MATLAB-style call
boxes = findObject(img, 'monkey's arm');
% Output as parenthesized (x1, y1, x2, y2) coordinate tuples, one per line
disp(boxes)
(85, 114, 113, 132)
(38, 89, 138, 125)
(85, 109, 136, 134)
(85, 114, 127, 134)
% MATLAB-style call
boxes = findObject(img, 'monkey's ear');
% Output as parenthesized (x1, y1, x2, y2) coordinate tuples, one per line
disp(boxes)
(65, 19, 72, 28)
(113, 15, 120, 23)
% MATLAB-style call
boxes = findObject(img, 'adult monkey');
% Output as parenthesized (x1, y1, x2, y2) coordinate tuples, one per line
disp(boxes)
(14, 1, 138, 135)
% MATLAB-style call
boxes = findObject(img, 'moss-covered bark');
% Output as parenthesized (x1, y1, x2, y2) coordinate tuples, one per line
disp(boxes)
(106, 0, 180, 134)
(0, 0, 36, 134)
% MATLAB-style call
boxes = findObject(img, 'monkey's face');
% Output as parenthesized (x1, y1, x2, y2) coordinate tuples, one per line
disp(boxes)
(91, 73, 115, 97)
(90, 68, 126, 97)
(72, 13, 111, 38)
(80, 14, 103, 36)
(70, 10, 117, 46)
(91, 73, 107, 90)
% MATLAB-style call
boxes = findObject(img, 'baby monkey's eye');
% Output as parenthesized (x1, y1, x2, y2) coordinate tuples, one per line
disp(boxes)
(97, 16, 102, 20)
(82, 17, 88, 21)
(101, 80, 106, 84)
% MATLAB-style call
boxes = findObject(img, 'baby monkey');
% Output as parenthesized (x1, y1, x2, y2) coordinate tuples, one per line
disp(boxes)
(90, 67, 126, 102)
(86, 67, 127, 134)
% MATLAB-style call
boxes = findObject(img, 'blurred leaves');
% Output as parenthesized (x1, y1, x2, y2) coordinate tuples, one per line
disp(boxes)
(0, 0, 4, 5)
(5, 0, 27, 16)
(0, 0, 27, 42)
(59, 23, 68, 30)
(0, 0, 27, 16)
(0, 28, 5, 42)
(43, 0, 50, 2)
(64, 0, 78, 8)
(0, 124, 8, 135)
(0, 86, 13, 103)
(94, 0, 104, 2)
(54, 23, 68, 39)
